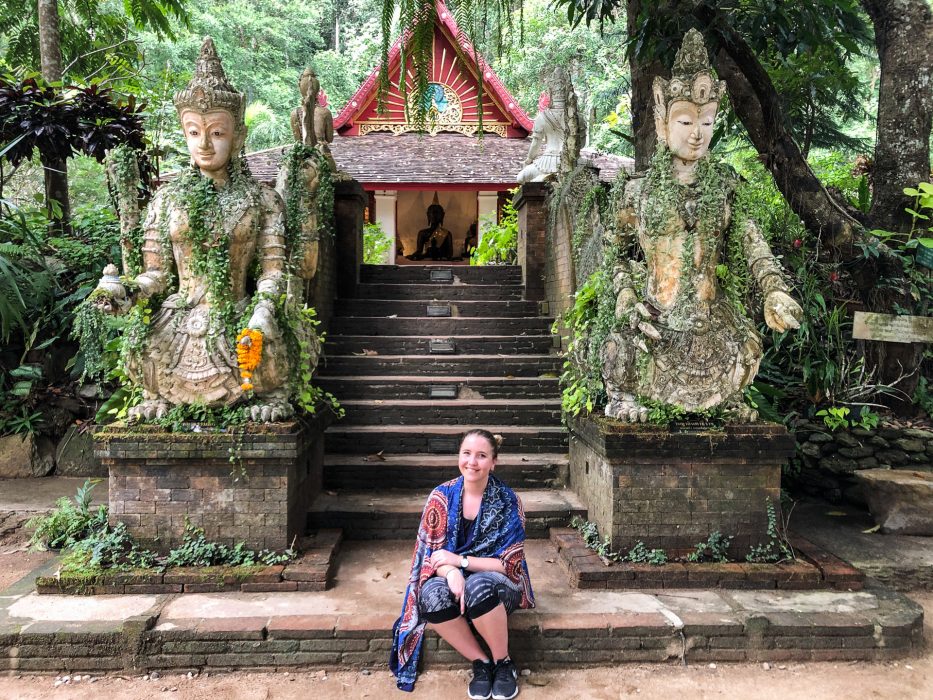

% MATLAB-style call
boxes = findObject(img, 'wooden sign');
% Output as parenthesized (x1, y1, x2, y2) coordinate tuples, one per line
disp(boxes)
(853, 312, 933, 344)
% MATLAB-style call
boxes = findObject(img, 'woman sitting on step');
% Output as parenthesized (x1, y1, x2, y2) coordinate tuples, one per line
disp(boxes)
(391, 429, 535, 698)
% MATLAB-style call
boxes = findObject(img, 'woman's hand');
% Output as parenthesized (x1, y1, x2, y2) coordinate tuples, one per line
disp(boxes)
(428, 549, 461, 572)
(445, 569, 466, 615)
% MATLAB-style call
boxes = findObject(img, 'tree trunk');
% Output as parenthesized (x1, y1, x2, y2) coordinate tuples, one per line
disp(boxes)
(689, 5, 862, 251)
(689, 1, 928, 412)
(626, 0, 666, 172)
(37, 0, 71, 231)
(862, 0, 933, 233)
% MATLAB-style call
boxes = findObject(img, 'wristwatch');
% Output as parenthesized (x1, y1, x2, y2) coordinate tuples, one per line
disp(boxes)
(460, 556, 469, 570)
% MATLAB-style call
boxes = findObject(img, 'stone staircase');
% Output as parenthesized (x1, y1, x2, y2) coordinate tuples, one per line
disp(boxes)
(312, 263, 584, 540)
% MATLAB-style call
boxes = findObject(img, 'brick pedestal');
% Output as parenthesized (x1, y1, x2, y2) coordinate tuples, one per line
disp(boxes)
(515, 182, 549, 302)
(333, 179, 366, 300)
(569, 417, 795, 558)
(96, 416, 328, 551)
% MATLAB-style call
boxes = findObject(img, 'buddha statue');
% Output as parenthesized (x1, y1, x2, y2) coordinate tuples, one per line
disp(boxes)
(98, 37, 314, 422)
(599, 29, 802, 422)
(517, 70, 568, 184)
(409, 194, 453, 260)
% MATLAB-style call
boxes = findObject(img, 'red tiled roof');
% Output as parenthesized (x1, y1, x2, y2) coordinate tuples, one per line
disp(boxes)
(334, 0, 532, 136)
(245, 132, 530, 187)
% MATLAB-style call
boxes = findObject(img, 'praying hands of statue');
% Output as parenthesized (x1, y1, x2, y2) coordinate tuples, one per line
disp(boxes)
(763, 290, 803, 333)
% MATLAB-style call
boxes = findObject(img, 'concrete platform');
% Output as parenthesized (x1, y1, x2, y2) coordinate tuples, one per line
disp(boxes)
(0, 480, 927, 674)
(0, 539, 924, 675)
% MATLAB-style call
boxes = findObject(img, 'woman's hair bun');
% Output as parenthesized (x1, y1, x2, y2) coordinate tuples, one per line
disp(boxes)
(492, 433, 504, 448)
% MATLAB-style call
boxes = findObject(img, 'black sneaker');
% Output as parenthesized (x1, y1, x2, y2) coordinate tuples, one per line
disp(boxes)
(491, 658, 519, 700)
(468, 659, 493, 700)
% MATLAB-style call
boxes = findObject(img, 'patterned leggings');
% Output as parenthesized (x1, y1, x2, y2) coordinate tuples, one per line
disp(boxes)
(418, 572, 522, 624)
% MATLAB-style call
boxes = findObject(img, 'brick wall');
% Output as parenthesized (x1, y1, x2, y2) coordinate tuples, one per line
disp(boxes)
(333, 180, 366, 300)
(569, 417, 794, 558)
(542, 189, 576, 329)
(309, 216, 337, 330)
(96, 416, 328, 551)
(515, 183, 548, 302)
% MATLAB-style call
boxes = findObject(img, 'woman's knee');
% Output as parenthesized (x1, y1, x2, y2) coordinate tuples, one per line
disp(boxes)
(463, 574, 505, 619)
(418, 578, 460, 623)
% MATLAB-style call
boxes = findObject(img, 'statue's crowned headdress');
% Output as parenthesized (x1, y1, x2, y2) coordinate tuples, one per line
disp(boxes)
(653, 29, 725, 117)
(174, 37, 246, 126)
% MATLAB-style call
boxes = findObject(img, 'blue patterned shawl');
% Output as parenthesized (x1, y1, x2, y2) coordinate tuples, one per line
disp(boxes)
(390, 474, 535, 691)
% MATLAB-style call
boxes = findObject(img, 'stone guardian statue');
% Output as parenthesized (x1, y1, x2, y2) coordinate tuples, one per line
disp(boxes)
(600, 29, 802, 422)
(97, 37, 313, 422)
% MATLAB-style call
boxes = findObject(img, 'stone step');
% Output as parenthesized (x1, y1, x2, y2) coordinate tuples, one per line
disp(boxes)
(322, 453, 569, 490)
(328, 316, 554, 336)
(316, 375, 560, 400)
(307, 489, 586, 540)
(6, 540, 921, 674)
(353, 282, 522, 301)
(318, 354, 561, 377)
(327, 334, 556, 355)
(324, 425, 568, 454)
(359, 264, 522, 285)
(339, 399, 563, 426)
(334, 299, 540, 318)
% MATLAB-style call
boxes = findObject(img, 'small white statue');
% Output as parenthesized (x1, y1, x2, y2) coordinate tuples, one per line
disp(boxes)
(517, 72, 567, 184)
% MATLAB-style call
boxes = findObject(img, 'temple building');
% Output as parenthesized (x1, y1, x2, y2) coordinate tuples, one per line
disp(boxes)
(246, 1, 532, 263)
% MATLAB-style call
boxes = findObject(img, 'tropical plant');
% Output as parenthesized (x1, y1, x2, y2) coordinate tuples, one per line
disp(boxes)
(245, 102, 287, 151)
(470, 196, 518, 266)
(363, 221, 393, 264)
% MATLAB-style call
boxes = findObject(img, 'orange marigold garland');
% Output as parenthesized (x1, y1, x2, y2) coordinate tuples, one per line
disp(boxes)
(236, 328, 264, 392)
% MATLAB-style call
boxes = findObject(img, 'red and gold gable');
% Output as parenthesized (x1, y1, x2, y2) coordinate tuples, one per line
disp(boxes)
(335, 1, 531, 138)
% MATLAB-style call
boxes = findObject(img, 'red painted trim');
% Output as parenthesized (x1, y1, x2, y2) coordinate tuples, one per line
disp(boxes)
(334, 0, 533, 134)
(360, 182, 517, 192)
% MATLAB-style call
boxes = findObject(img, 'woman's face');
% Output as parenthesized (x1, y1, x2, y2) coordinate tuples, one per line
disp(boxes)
(458, 434, 496, 485)
(666, 101, 717, 162)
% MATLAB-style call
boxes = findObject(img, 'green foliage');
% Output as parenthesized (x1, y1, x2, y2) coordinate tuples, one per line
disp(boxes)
(471, 195, 518, 266)
(27, 479, 107, 551)
(914, 376, 933, 420)
(30, 480, 296, 575)
(626, 541, 668, 566)
(0, 209, 55, 343)
(487, 0, 631, 153)
(570, 515, 621, 562)
(815, 405, 880, 432)
(746, 500, 794, 564)
(164, 520, 295, 568)
(558, 266, 612, 416)
(137, 0, 334, 160)
(0, 0, 189, 85)
(628, 1, 873, 154)
(686, 531, 733, 563)
(245, 102, 287, 151)
(363, 222, 392, 264)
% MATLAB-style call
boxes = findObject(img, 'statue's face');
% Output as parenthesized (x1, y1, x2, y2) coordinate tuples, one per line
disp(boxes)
(665, 101, 717, 162)
(181, 109, 237, 175)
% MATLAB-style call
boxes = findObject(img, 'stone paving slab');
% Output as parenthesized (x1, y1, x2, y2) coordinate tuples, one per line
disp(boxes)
(0, 540, 923, 674)
(792, 499, 933, 590)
